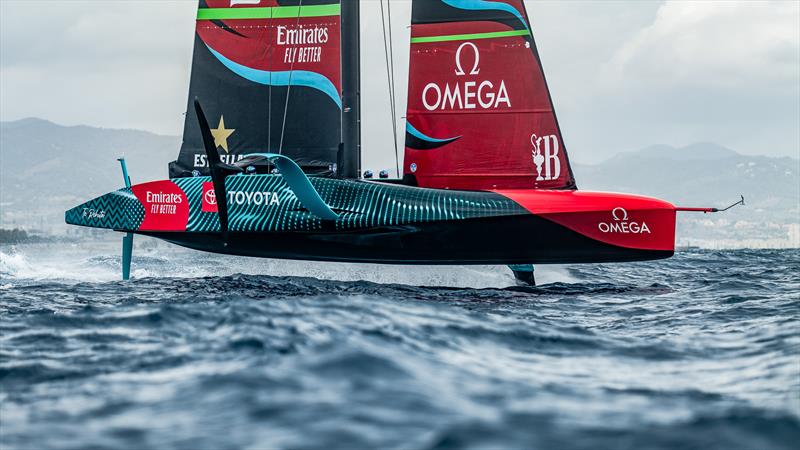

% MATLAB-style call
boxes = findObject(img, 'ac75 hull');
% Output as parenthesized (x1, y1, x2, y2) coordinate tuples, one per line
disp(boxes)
(66, 175, 676, 264)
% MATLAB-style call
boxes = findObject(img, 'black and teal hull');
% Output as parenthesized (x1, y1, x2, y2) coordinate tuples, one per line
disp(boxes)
(65, 174, 677, 264)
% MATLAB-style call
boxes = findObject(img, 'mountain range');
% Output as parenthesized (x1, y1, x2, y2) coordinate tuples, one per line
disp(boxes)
(1, 118, 797, 247)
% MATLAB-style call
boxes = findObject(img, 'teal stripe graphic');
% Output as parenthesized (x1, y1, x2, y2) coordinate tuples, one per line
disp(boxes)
(101, 174, 528, 234)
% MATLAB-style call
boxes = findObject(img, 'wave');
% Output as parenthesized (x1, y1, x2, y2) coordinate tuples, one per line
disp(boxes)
(1, 247, 798, 450)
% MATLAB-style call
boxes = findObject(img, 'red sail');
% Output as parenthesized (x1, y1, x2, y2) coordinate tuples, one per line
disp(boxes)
(404, 0, 576, 190)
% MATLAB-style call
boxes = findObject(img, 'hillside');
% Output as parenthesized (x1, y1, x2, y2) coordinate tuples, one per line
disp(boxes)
(0, 118, 178, 231)
(575, 143, 797, 216)
(574, 143, 799, 247)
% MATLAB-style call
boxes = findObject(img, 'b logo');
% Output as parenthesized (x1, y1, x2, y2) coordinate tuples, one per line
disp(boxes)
(455, 42, 480, 76)
(531, 133, 561, 182)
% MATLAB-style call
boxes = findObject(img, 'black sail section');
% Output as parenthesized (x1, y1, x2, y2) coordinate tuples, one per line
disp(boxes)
(169, 0, 342, 178)
(411, 0, 528, 31)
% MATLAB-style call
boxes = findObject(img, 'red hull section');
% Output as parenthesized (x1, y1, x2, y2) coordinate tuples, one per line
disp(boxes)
(131, 180, 190, 232)
(496, 190, 676, 252)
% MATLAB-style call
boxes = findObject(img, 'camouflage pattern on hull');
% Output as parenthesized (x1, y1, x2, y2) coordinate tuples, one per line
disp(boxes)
(66, 175, 527, 233)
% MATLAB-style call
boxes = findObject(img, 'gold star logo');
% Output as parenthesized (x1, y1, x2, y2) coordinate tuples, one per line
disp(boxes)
(210, 115, 235, 153)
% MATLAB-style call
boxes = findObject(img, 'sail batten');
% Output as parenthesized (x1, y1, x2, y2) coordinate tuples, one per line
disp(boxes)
(404, 0, 576, 190)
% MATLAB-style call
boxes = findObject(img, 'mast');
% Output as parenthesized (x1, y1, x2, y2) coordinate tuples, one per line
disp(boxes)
(340, 0, 361, 178)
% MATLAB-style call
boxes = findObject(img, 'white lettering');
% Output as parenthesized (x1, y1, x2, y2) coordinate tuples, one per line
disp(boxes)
(455, 42, 480, 76)
(422, 42, 511, 111)
(463, 81, 477, 109)
(146, 191, 182, 204)
(82, 208, 106, 220)
(532, 134, 561, 181)
(423, 83, 442, 111)
(496, 81, 511, 108)
(276, 25, 329, 63)
(541, 135, 560, 181)
(478, 81, 494, 108)
(597, 208, 652, 235)
(277, 25, 330, 45)
(227, 191, 281, 207)
(231, 0, 260, 6)
(443, 83, 462, 109)
(193, 153, 246, 168)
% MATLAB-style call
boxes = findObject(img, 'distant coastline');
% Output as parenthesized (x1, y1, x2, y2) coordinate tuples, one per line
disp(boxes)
(0, 228, 45, 244)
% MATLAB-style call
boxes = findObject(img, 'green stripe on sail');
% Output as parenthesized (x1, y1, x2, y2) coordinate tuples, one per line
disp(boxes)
(411, 29, 530, 44)
(197, 4, 340, 20)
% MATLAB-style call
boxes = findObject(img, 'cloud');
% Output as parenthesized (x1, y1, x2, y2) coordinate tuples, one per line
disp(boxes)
(549, 0, 800, 162)
(0, 1, 196, 134)
(607, 1, 799, 91)
(0, 0, 797, 165)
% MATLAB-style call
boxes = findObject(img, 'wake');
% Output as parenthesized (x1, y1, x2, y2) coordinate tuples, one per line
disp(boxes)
(0, 243, 578, 287)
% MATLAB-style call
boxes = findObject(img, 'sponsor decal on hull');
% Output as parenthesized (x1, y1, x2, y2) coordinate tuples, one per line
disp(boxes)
(598, 208, 651, 234)
(228, 191, 281, 206)
(132, 180, 190, 231)
(202, 183, 281, 213)
(202, 182, 218, 213)
(494, 190, 676, 251)
(82, 208, 106, 220)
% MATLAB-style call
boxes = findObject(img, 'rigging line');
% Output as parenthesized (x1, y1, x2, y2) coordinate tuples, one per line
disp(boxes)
(278, 0, 303, 155)
(267, 8, 273, 156)
(380, 0, 400, 177)
(387, 0, 400, 178)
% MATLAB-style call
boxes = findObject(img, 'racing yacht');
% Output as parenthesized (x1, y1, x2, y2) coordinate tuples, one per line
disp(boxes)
(66, 0, 739, 284)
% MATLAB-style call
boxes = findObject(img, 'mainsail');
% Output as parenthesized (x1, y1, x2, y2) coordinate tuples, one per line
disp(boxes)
(169, 0, 343, 178)
(404, 0, 576, 190)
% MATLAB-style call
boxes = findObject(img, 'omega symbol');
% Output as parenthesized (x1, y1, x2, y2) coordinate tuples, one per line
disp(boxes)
(612, 207, 628, 221)
(455, 42, 480, 76)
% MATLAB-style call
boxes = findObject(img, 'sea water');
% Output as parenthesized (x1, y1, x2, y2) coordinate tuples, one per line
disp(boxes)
(1, 241, 798, 449)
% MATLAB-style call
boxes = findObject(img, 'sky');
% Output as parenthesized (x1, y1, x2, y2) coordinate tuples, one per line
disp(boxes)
(1, 0, 798, 168)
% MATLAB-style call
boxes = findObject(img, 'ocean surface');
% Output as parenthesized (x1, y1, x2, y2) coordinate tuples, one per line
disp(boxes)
(1, 241, 798, 450)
